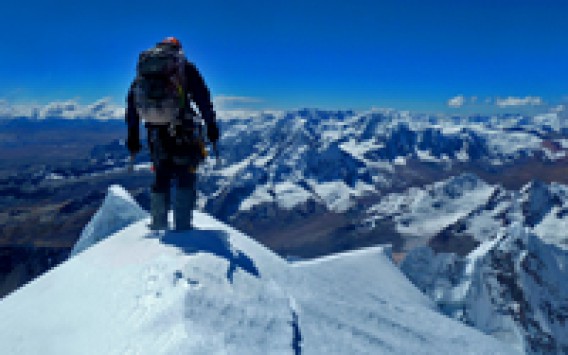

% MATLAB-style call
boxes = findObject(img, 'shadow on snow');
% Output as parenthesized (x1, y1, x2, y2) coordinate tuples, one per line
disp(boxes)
(158, 229, 261, 283)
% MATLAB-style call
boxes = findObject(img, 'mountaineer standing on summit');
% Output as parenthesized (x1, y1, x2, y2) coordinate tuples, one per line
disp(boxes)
(125, 37, 220, 231)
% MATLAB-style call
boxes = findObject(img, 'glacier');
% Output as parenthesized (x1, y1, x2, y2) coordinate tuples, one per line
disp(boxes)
(0, 185, 517, 354)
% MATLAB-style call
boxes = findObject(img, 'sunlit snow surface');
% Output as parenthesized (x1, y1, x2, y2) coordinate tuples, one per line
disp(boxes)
(0, 187, 517, 354)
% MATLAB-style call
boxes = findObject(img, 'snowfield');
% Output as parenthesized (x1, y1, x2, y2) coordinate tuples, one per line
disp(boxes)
(0, 186, 517, 354)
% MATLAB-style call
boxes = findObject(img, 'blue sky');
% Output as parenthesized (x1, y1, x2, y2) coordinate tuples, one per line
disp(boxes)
(1, 0, 567, 113)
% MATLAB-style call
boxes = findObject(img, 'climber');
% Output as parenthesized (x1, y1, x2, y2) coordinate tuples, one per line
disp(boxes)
(125, 36, 219, 231)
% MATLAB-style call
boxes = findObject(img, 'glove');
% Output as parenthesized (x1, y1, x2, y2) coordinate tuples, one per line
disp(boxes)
(126, 134, 142, 155)
(207, 122, 219, 143)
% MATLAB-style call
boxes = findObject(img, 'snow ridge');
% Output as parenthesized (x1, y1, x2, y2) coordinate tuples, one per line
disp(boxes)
(0, 186, 517, 354)
(70, 185, 148, 257)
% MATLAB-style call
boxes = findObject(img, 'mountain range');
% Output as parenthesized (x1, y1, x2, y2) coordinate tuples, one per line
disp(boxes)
(197, 108, 568, 257)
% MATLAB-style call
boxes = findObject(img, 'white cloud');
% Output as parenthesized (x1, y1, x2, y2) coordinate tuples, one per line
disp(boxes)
(0, 98, 125, 120)
(0, 100, 36, 118)
(550, 105, 565, 113)
(495, 96, 543, 107)
(213, 95, 263, 110)
(0, 95, 264, 120)
(84, 98, 125, 120)
(447, 95, 465, 108)
(40, 100, 81, 118)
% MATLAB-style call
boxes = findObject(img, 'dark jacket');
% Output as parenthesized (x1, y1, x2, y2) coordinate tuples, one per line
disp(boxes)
(126, 60, 218, 155)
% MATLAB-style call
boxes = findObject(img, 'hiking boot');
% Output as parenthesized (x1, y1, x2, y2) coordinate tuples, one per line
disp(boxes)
(174, 187, 196, 231)
(150, 191, 169, 230)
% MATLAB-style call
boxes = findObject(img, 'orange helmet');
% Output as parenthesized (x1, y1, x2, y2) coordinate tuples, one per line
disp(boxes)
(160, 36, 181, 48)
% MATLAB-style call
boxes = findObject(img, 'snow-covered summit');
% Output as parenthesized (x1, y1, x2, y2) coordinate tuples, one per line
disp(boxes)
(0, 186, 517, 354)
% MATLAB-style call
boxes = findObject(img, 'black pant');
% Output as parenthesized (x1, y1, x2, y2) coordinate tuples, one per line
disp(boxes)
(147, 126, 197, 193)
(153, 159, 196, 193)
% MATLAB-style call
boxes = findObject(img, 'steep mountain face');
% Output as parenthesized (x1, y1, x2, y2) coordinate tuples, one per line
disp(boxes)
(399, 179, 568, 354)
(0, 186, 518, 354)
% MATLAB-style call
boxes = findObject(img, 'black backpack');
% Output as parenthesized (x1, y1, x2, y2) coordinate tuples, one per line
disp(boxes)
(133, 43, 187, 125)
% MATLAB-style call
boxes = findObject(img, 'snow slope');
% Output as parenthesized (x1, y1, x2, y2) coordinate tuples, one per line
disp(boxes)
(0, 186, 517, 354)
(70, 185, 148, 257)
